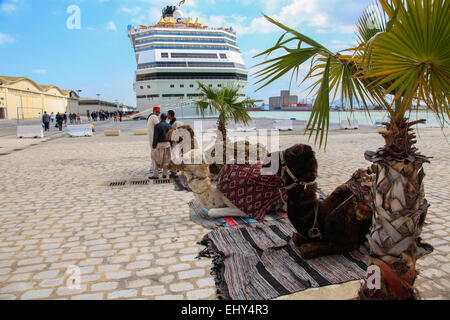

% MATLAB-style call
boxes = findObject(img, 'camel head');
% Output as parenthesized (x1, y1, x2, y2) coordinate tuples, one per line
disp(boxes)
(264, 144, 318, 185)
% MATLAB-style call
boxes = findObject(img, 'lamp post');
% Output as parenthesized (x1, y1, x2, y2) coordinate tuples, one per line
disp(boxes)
(96, 94, 101, 112)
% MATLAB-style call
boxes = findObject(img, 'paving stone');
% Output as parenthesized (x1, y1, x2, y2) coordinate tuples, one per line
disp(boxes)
(126, 261, 151, 270)
(197, 278, 215, 288)
(168, 264, 191, 273)
(126, 279, 152, 288)
(0, 282, 35, 294)
(155, 294, 185, 300)
(91, 282, 119, 291)
(186, 288, 216, 300)
(136, 267, 165, 277)
(39, 277, 65, 288)
(107, 289, 137, 299)
(170, 282, 194, 292)
(178, 269, 205, 280)
(21, 289, 53, 300)
(33, 270, 60, 280)
(105, 271, 132, 280)
(142, 286, 167, 296)
(71, 293, 104, 300)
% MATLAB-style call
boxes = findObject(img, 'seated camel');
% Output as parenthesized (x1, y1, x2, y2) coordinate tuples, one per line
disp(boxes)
(265, 144, 376, 259)
(166, 126, 282, 219)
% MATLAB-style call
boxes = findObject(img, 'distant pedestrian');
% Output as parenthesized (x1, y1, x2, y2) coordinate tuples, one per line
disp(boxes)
(42, 112, 50, 132)
(63, 113, 68, 127)
(87, 111, 91, 121)
(56, 112, 63, 131)
(50, 112, 55, 124)
(150, 113, 172, 180)
(76, 113, 81, 125)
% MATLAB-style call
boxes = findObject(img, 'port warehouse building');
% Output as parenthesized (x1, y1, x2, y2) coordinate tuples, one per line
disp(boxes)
(0, 76, 134, 120)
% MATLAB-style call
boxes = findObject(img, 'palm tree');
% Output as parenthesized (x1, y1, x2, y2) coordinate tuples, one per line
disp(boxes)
(195, 81, 260, 142)
(255, 0, 449, 300)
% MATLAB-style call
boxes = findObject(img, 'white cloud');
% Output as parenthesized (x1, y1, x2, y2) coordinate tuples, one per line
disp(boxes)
(0, 32, 16, 45)
(32, 69, 47, 75)
(0, 2, 18, 14)
(106, 21, 117, 32)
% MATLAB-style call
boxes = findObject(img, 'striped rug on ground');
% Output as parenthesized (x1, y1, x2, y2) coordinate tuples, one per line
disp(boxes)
(199, 219, 369, 300)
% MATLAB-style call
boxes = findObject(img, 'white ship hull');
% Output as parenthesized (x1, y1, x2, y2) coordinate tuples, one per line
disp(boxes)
(128, 7, 248, 115)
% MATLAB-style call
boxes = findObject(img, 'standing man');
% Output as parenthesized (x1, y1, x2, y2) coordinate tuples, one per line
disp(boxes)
(42, 112, 50, 132)
(56, 112, 64, 131)
(50, 112, 55, 124)
(150, 113, 172, 180)
(167, 110, 183, 129)
(87, 110, 91, 121)
(147, 106, 161, 174)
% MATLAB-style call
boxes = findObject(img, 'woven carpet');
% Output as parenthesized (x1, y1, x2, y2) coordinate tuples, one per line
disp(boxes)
(198, 219, 369, 300)
(189, 200, 287, 230)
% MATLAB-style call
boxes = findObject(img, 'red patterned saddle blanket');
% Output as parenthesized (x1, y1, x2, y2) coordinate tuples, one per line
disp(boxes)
(217, 162, 287, 220)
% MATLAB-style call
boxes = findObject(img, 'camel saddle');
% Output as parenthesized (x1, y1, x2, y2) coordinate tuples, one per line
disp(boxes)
(217, 162, 287, 220)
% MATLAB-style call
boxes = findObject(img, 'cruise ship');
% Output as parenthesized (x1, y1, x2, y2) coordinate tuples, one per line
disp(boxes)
(127, 6, 248, 115)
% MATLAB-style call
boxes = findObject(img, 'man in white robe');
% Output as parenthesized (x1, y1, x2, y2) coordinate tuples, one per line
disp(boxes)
(147, 106, 161, 173)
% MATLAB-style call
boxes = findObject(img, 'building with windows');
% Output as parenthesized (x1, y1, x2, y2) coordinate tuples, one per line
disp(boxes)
(128, 6, 248, 114)
(269, 90, 299, 110)
(0, 76, 79, 120)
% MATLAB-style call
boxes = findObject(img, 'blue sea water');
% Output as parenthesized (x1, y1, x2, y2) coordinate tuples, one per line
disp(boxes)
(249, 110, 449, 128)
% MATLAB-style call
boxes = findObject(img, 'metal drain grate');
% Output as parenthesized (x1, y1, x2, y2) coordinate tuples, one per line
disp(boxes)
(130, 180, 150, 186)
(110, 181, 127, 187)
(154, 179, 172, 185)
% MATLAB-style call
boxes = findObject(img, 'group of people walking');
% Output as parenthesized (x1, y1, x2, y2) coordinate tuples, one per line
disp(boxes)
(87, 110, 120, 122)
(42, 111, 65, 131)
(147, 107, 181, 180)
(68, 113, 82, 125)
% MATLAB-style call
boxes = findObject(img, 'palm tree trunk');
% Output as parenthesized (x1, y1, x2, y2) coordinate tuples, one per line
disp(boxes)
(217, 118, 227, 143)
(359, 117, 430, 300)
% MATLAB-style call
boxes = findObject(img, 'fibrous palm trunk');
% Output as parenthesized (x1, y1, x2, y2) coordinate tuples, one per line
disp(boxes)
(217, 119, 227, 143)
(359, 117, 430, 300)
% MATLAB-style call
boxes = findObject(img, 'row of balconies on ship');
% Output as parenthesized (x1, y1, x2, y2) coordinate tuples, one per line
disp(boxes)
(136, 61, 247, 71)
(134, 35, 238, 47)
(135, 42, 241, 53)
(130, 27, 237, 42)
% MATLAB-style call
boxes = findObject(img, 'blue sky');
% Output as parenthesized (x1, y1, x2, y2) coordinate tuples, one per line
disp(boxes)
(0, 0, 372, 106)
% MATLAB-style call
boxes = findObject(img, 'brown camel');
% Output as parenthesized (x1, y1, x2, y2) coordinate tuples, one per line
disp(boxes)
(266, 144, 375, 259)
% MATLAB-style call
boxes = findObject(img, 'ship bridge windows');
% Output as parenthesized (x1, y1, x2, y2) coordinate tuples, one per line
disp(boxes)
(187, 93, 205, 98)
(171, 53, 218, 59)
(161, 52, 169, 58)
(137, 94, 160, 99)
(162, 94, 185, 98)
(220, 54, 227, 59)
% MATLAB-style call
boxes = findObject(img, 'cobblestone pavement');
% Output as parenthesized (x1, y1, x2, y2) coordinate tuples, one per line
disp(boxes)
(0, 121, 448, 300)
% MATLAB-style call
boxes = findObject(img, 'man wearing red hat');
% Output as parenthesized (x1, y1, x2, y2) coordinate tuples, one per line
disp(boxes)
(147, 106, 161, 174)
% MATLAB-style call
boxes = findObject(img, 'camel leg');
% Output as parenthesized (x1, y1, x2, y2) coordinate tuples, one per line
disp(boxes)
(298, 241, 344, 259)
(292, 232, 309, 246)
(208, 208, 248, 218)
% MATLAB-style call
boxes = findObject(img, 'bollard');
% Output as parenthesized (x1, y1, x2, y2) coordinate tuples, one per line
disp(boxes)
(134, 130, 148, 136)
(104, 130, 120, 136)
